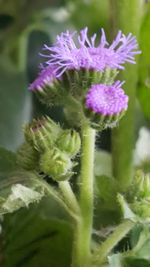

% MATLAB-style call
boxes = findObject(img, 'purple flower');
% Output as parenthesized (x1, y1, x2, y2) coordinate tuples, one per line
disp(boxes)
(85, 81, 128, 116)
(29, 66, 57, 91)
(42, 27, 141, 77)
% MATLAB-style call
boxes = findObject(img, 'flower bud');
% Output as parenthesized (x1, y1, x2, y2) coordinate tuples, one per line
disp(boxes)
(29, 66, 63, 106)
(24, 116, 61, 152)
(57, 129, 81, 157)
(16, 142, 39, 170)
(39, 148, 73, 181)
(134, 171, 150, 200)
(84, 81, 128, 130)
(131, 200, 150, 220)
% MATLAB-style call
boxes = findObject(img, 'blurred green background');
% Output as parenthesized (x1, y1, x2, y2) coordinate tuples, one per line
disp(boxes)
(0, 0, 150, 266)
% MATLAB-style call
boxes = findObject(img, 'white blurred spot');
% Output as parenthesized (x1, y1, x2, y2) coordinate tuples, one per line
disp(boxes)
(134, 127, 150, 165)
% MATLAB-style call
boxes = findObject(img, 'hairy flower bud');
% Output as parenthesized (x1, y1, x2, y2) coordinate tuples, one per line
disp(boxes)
(24, 116, 61, 152)
(133, 171, 150, 200)
(131, 200, 150, 220)
(16, 142, 39, 170)
(84, 81, 128, 130)
(57, 129, 81, 157)
(39, 148, 73, 181)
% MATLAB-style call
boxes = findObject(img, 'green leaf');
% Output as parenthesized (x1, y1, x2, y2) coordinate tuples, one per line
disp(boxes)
(117, 194, 136, 220)
(3, 197, 73, 267)
(1, 183, 43, 214)
(132, 226, 150, 260)
(137, 6, 150, 118)
(125, 257, 150, 267)
(0, 147, 17, 179)
(94, 153, 121, 227)
(130, 224, 143, 248)
(0, 171, 45, 214)
(0, 59, 31, 150)
(108, 254, 150, 267)
(94, 175, 121, 228)
(96, 175, 118, 205)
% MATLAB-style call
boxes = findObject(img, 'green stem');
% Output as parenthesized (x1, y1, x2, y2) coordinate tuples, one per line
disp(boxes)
(72, 124, 96, 267)
(93, 220, 135, 265)
(59, 181, 80, 215)
(110, 0, 144, 190)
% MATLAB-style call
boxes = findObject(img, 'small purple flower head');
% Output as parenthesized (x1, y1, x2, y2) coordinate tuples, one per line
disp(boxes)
(43, 27, 141, 77)
(85, 81, 128, 116)
(29, 66, 57, 91)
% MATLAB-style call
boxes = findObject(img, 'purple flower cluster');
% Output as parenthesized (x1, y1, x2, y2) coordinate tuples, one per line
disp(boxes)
(29, 66, 57, 91)
(85, 81, 128, 116)
(42, 27, 140, 77)
(29, 27, 140, 118)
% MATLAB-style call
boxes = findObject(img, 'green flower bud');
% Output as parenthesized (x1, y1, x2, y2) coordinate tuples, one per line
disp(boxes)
(24, 116, 61, 152)
(57, 129, 81, 157)
(131, 200, 150, 220)
(39, 148, 73, 181)
(16, 142, 39, 170)
(134, 171, 150, 200)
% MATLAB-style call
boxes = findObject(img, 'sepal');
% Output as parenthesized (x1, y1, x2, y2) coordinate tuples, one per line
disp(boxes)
(16, 142, 39, 170)
(85, 109, 126, 131)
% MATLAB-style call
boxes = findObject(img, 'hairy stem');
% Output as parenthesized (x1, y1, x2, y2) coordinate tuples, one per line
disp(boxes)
(72, 124, 96, 267)
(59, 181, 80, 215)
(93, 220, 135, 265)
(110, 0, 144, 190)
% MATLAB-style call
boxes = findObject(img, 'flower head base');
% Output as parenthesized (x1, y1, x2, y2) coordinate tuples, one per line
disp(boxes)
(84, 81, 128, 129)
(43, 27, 140, 77)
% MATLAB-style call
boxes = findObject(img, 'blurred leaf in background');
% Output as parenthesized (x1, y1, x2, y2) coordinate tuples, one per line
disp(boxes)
(67, 0, 109, 33)
(137, 3, 150, 119)
(0, 59, 31, 150)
